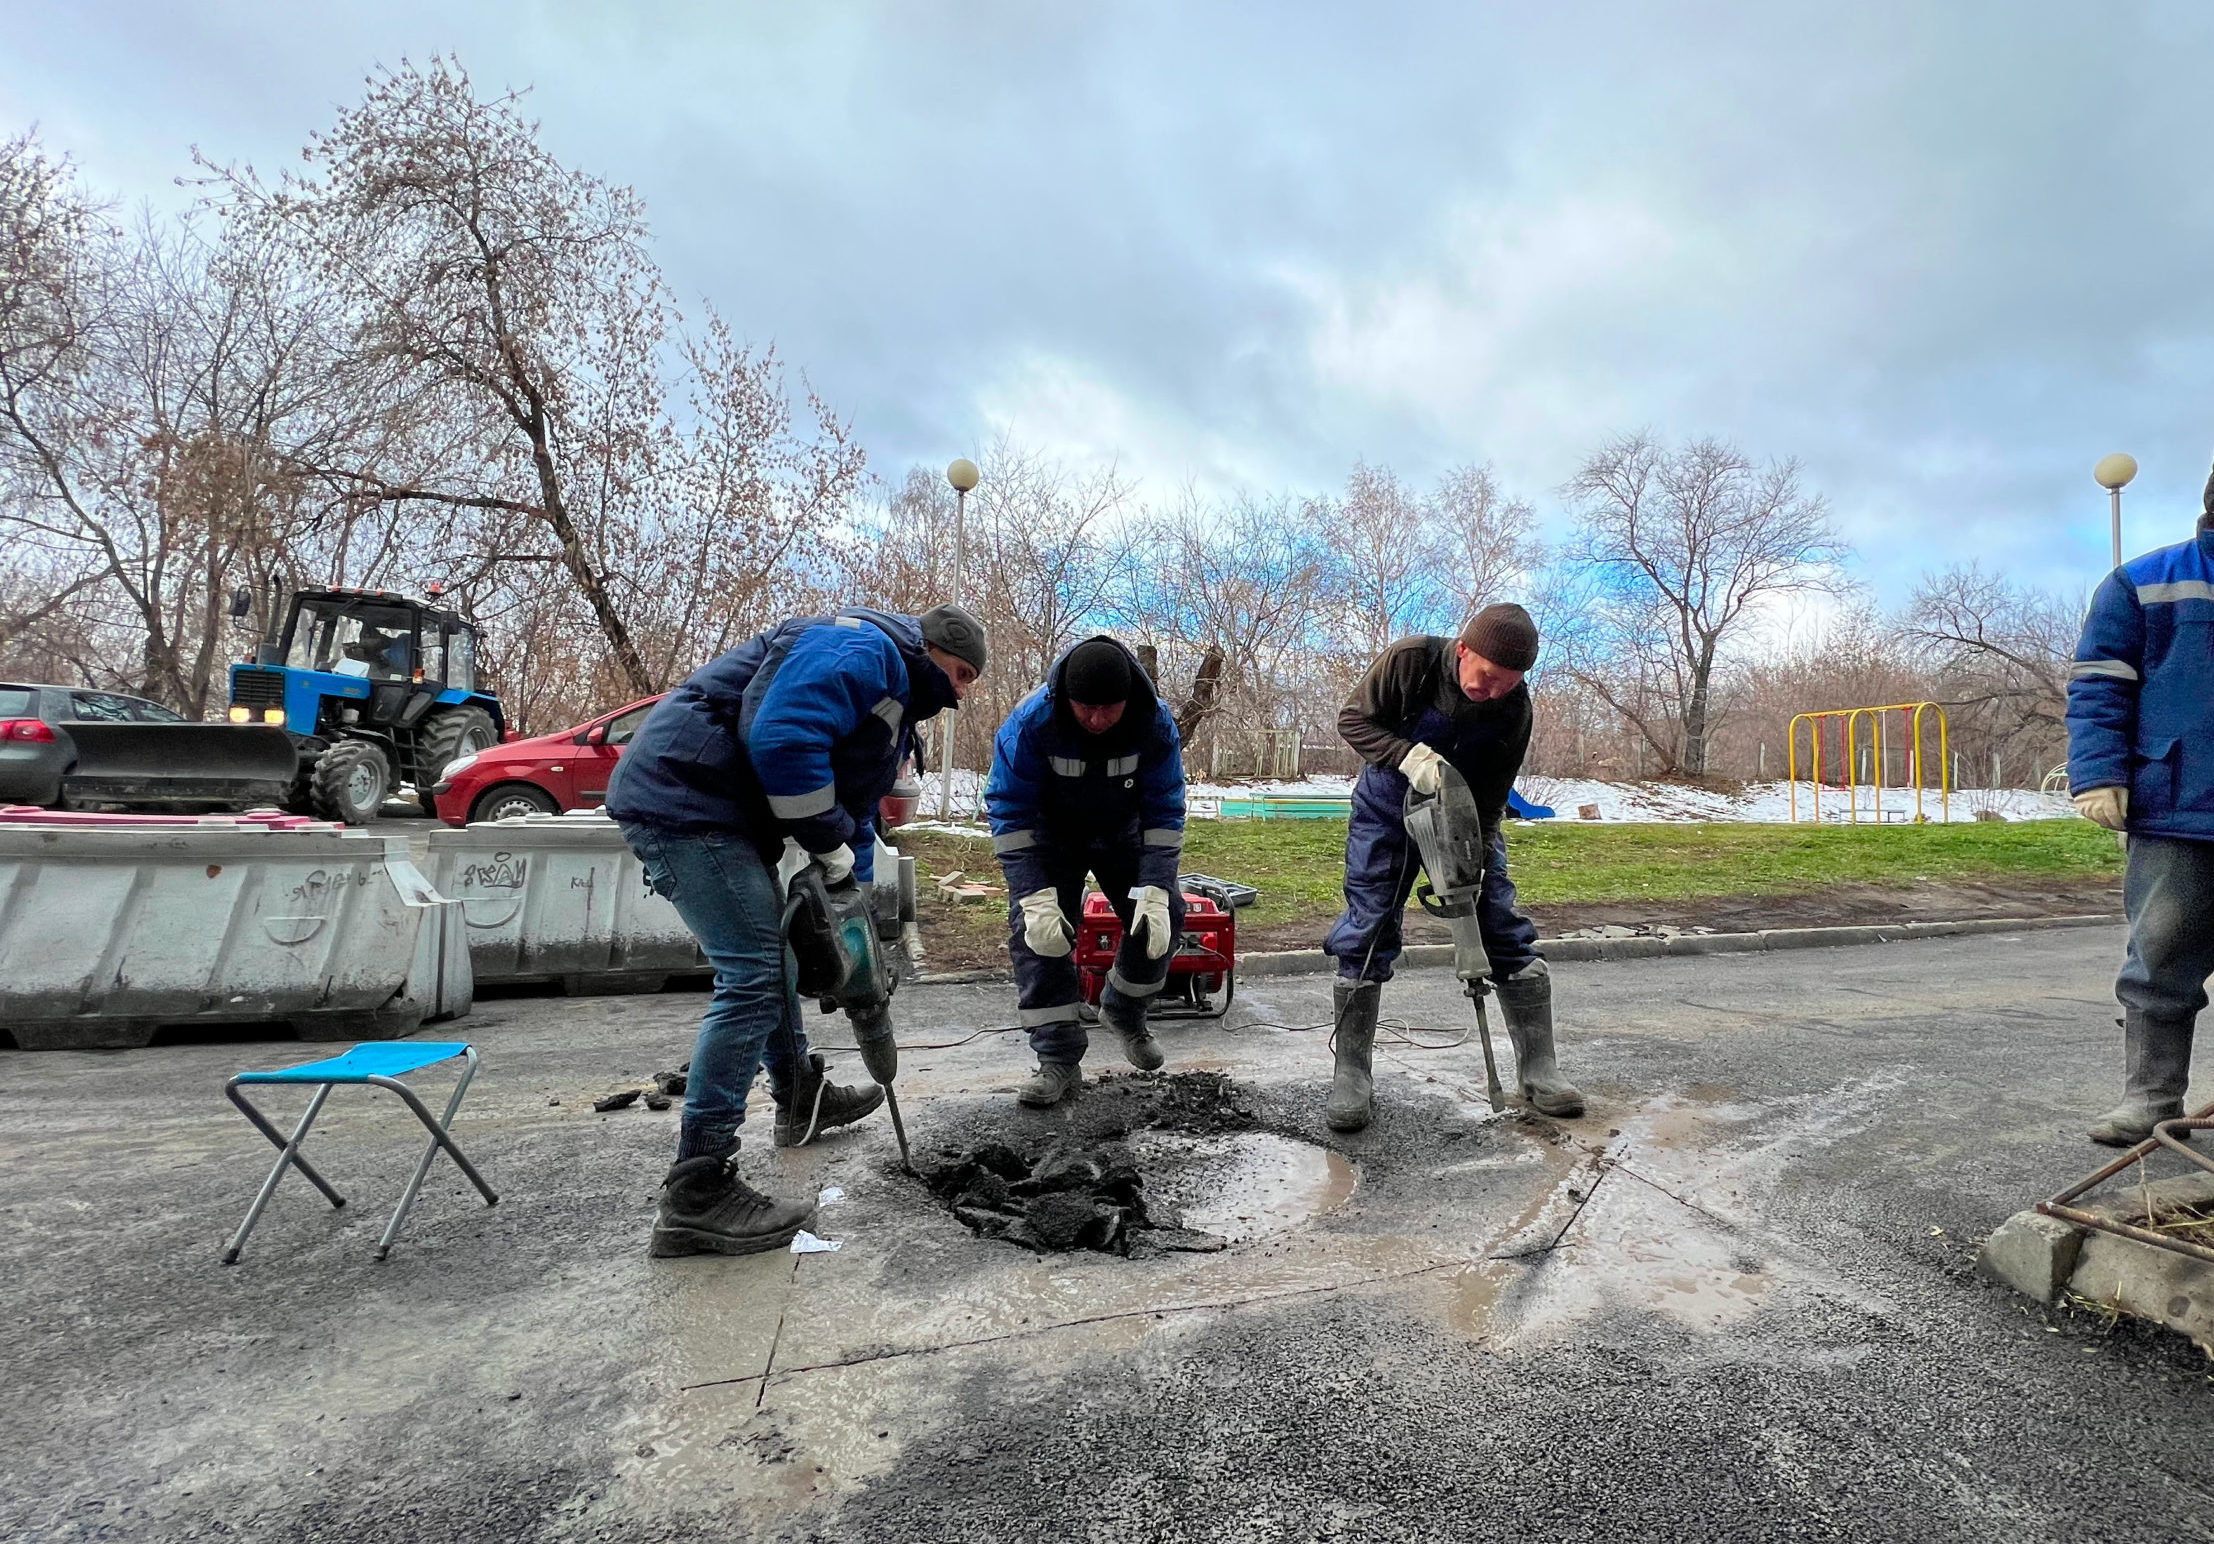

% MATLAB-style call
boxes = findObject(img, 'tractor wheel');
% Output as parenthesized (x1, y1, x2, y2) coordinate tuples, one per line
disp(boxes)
(311, 739, 390, 825)
(469, 781, 559, 824)
(415, 706, 500, 815)
(282, 750, 318, 816)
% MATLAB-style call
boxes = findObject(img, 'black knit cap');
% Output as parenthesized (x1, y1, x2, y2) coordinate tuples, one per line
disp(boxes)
(1063, 638, 1133, 705)
(1458, 603, 1540, 672)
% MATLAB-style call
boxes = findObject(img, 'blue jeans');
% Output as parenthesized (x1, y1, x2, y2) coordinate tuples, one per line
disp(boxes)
(620, 824, 809, 1162)
(2118, 834, 2214, 1025)
(1324, 767, 1539, 984)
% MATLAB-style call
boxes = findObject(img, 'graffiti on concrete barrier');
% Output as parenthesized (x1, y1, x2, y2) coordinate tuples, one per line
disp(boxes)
(458, 852, 527, 890)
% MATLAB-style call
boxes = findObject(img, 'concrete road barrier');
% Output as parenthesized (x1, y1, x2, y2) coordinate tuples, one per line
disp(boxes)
(424, 814, 711, 994)
(0, 822, 468, 1050)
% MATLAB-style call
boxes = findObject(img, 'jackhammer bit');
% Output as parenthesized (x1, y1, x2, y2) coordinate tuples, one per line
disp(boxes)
(1405, 763, 1507, 1114)
(787, 866, 916, 1173)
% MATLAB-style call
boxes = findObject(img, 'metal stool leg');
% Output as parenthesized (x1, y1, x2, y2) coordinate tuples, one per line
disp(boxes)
(222, 1082, 339, 1264)
(368, 1053, 498, 1260)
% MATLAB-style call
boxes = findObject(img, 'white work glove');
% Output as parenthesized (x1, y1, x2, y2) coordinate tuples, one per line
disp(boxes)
(1400, 743, 1446, 796)
(2073, 787, 2128, 831)
(1130, 885, 1175, 960)
(1019, 887, 1074, 957)
(813, 843, 855, 885)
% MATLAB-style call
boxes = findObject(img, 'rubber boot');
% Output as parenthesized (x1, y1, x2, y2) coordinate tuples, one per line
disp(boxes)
(1100, 984, 1165, 1071)
(772, 1051, 886, 1148)
(1018, 1061, 1083, 1108)
(1494, 960, 1585, 1118)
(1328, 978, 1380, 1132)
(650, 1143, 815, 1257)
(2088, 1011, 2195, 1147)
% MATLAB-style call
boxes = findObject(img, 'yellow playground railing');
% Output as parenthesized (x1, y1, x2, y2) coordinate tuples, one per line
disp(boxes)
(1787, 702, 1951, 824)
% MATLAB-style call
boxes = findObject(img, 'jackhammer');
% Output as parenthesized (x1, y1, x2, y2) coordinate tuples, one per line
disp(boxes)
(785, 865, 915, 1171)
(1404, 762, 1507, 1113)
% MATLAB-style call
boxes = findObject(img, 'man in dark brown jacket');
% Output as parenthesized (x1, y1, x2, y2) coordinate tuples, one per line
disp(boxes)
(1323, 603, 1583, 1131)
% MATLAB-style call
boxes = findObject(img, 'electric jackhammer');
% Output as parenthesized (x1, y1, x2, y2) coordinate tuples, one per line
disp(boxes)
(1403, 762, 1507, 1112)
(785, 864, 914, 1170)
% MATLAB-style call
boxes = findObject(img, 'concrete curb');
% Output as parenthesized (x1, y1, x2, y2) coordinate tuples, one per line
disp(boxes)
(913, 912, 2122, 988)
(1233, 912, 2123, 979)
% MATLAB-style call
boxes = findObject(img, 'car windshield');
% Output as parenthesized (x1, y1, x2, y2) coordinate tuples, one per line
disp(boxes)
(0, 687, 33, 717)
(287, 600, 418, 680)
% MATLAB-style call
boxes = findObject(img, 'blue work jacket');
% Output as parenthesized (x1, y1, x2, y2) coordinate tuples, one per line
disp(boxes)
(2067, 521, 2214, 841)
(606, 609, 956, 880)
(985, 636, 1187, 896)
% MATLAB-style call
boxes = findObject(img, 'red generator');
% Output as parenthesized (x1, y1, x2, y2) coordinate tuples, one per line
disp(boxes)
(1074, 873, 1257, 1019)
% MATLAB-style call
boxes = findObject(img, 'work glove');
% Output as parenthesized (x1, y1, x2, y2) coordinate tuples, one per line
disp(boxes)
(2073, 786, 2128, 831)
(813, 843, 856, 886)
(1130, 885, 1175, 960)
(1019, 887, 1074, 957)
(1399, 743, 1446, 797)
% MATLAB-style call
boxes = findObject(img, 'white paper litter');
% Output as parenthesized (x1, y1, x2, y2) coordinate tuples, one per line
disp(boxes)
(817, 1186, 846, 1205)
(790, 1230, 843, 1254)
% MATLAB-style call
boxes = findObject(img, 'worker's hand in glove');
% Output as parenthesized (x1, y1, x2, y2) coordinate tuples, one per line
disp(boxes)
(1018, 887, 1074, 957)
(813, 843, 856, 886)
(1130, 885, 1176, 960)
(2073, 786, 2128, 831)
(1399, 742, 1446, 796)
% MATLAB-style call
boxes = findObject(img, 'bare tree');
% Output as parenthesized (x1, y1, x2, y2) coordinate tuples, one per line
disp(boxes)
(1321, 462, 1449, 664)
(1904, 563, 2077, 781)
(1565, 433, 1847, 777)
(1432, 462, 1544, 626)
(208, 57, 675, 695)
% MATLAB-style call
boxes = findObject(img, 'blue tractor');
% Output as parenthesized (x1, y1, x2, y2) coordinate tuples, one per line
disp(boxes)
(226, 586, 507, 824)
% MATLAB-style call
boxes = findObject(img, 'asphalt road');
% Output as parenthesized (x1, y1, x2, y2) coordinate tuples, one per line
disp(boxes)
(3, 925, 2210, 1542)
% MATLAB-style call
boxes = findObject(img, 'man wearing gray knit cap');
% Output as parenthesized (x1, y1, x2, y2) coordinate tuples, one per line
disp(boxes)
(1322, 602, 1582, 1133)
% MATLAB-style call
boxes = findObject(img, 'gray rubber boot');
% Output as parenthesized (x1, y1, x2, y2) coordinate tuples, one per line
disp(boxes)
(650, 1144, 816, 1257)
(1495, 960, 1585, 1118)
(1100, 984, 1165, 1071)
(1018, 1061, 1084, 1108)
(772, 1052, 885, 1148)
(2089, 1011, 2195, 1147)
(1327, 978, 1381, 1132)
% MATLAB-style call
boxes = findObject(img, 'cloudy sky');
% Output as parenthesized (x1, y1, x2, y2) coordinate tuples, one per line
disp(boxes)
(7, 2, 2211, 604)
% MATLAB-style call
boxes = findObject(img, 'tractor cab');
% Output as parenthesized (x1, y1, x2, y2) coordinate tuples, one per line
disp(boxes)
(228, 586, 505, 824)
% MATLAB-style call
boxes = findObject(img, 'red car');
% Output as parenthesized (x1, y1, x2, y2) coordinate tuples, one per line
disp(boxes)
(431, 695, 663, 826)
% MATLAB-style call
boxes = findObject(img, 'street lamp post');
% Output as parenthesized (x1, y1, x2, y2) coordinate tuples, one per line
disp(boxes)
(938, 457, 980, 819)
(2094, 452, 2138, 570)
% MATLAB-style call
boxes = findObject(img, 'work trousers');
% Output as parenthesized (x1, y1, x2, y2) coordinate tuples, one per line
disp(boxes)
(619, 824, 810, 1162)
(2118, 834, 2214, 1027)
(1012, 843, 1186, 1065)
(1324, 764, 1539, 984)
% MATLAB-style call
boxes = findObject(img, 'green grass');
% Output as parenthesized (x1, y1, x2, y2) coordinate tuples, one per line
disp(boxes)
(892, 817, 2123, 928)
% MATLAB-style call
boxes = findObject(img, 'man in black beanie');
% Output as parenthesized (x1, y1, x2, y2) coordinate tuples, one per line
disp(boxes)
(1322, 603, 1582, 1132)
(984, 635, 1189, 1106)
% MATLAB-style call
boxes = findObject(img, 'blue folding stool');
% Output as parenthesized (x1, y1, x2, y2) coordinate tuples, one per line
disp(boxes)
(222, 1042, 499, 1263)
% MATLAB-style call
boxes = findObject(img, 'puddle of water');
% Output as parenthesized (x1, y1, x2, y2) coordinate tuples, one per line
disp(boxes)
(1134, 1130, 1359, 1243)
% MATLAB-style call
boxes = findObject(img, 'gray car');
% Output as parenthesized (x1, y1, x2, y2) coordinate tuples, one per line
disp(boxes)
(0, 683, 296, 811)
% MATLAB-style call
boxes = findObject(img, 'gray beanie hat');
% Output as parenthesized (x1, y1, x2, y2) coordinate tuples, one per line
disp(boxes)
(920, 603, 989, 674)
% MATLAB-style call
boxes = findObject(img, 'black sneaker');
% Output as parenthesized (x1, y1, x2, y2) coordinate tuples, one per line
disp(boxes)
(773, 1052, 887, 1147)
(649, 1149, 815, 1257)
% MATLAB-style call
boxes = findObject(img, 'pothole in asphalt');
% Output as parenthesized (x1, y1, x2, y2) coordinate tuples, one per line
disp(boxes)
(914, 1070, 1359, 1257)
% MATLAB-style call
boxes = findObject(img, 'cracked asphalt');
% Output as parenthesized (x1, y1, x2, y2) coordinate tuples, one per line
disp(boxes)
(4, 924, 2212, 1542)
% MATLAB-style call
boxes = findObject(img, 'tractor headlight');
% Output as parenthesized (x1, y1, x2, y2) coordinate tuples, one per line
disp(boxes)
(441, 753, 479, 780)
(228, 706, 250, 723)
(263, 708, 285, 727)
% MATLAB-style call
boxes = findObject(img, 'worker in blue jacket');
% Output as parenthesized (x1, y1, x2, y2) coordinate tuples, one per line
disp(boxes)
(606, 604, 988, 1252)
(986, 636, 1187, 1107)
(2067, 482, 2214, 1146)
